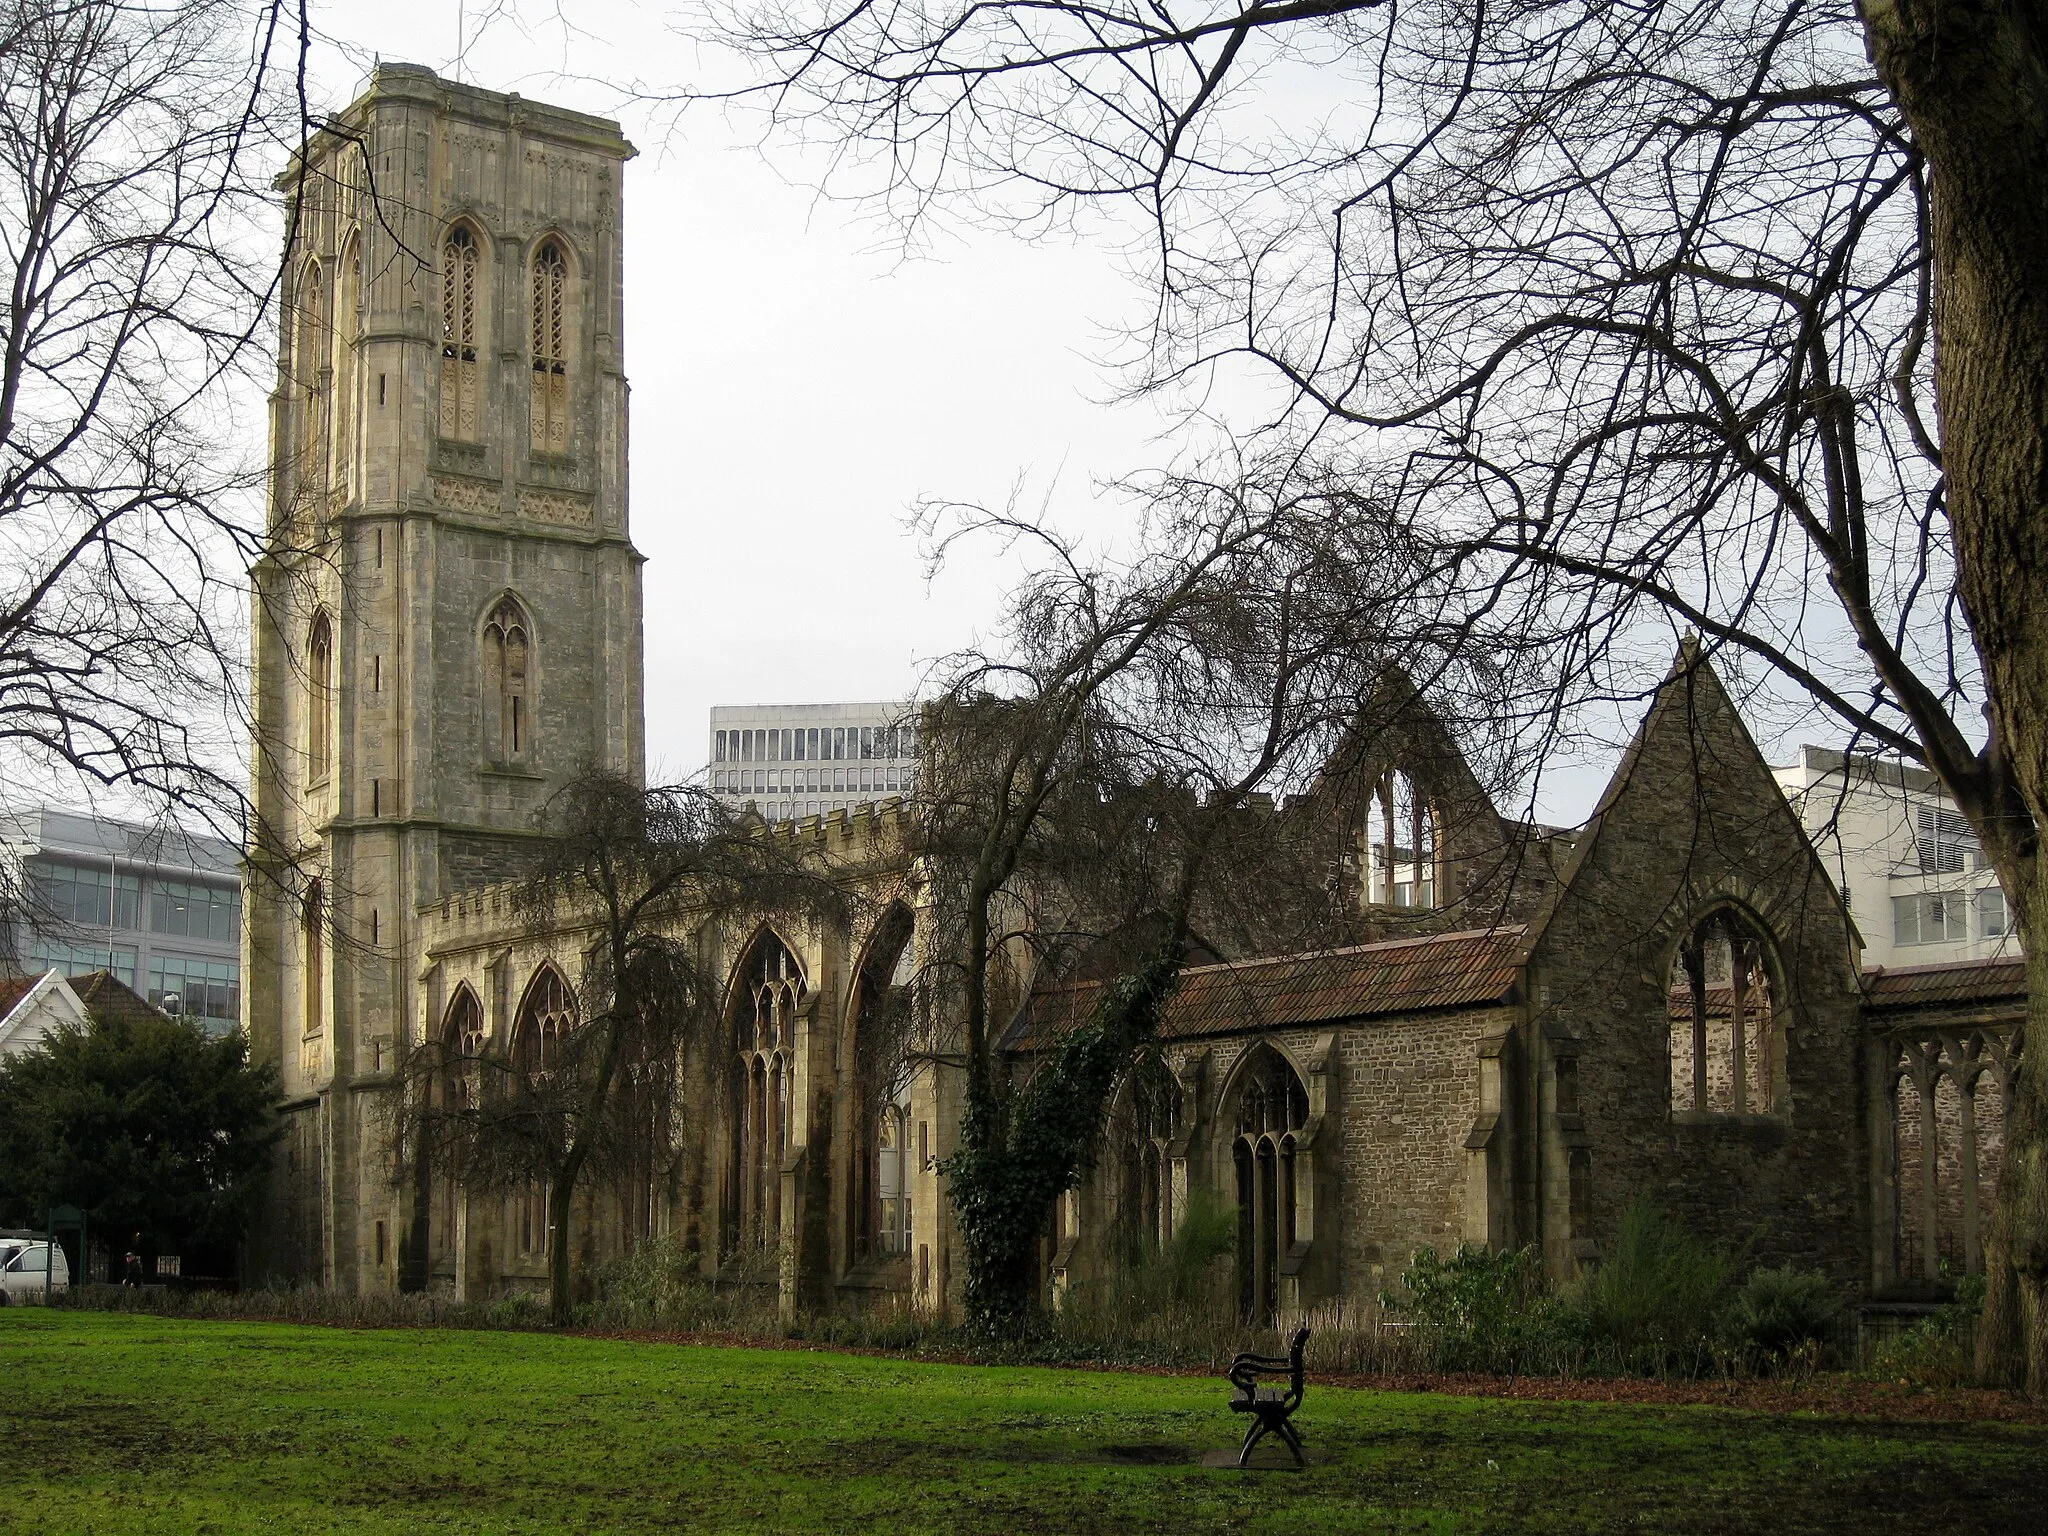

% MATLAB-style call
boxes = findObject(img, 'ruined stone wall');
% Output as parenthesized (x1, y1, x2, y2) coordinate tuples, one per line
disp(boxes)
(1525, 665, 1868, 1285)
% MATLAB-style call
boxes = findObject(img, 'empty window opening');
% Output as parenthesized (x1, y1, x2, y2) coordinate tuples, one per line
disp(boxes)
(849, 907, 915, 1264)
(1229, 1045, 1309, 1323)
(1669, 911, 1778, 1116)
(729, 933, 804, 1255)
(1366, 769, 1438, 909)
(483, 596, 531, 763)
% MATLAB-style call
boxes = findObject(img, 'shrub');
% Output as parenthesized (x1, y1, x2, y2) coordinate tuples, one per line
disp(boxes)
(1871, 1274, 1983, 1388)
(1565, 1200, 1734, 1377)
(1723, 1266, 1840, 1372)
(1383, 1243, 1563, 1375)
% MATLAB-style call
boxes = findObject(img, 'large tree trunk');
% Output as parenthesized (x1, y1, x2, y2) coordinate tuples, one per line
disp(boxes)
(548, 1172, 576, 1327)
(1862, 0, 2048, 1390)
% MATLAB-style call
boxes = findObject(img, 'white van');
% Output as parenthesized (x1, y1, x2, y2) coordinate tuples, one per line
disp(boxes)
(0, 1241, 70, 1303)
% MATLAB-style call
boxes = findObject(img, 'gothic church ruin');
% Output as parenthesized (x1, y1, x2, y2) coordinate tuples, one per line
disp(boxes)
(246, 66, 2022, 1316)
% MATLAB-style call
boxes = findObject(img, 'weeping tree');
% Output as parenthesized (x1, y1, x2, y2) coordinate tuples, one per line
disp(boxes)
(916, 471, 1497, 1333)
(698, 0, 2048, 1385)
(395, 773, 842, 1325)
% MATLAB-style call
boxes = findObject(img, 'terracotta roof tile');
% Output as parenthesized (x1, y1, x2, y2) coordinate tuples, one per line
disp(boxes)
(0, 972, 45, 1015)
(1861, 956, 2028, 1012)
(1008, 926, 1525, 1050)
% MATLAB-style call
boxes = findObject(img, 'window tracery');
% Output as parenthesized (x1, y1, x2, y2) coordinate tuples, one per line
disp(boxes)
(1668, 908, 1780, 1116)
(1365, 769, 1439, 909)
(1229, 1045, 1309, 1322)
(530, 240, 569, 454)
(333, 235, 361, 496)
(294, 259, 328, 478)
(439, 986, 485, 1110)
(849, 907, 916, 1263)
(483, 595, 532, 762)
(513, 964, 576, 1084)
(1111, 1072, 1180, 1264)
(729, 932, 803, 1254)
(439, 224, 481, 441)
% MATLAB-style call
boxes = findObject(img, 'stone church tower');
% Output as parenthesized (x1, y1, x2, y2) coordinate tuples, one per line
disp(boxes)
(245, 66, 643, 1288)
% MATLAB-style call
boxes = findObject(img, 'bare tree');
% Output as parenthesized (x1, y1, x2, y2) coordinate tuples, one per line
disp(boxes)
(0, 0, 312, 851)
(912, 471, 1501, 1332)
(396, 773, 843, 1326)
(699, 0, 2048, 1386)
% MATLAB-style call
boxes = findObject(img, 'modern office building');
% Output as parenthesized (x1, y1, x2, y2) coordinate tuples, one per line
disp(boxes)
(0, 807, 244, 1033)
(708, 703, 918, 823)
(1772, 746, 2016, 969)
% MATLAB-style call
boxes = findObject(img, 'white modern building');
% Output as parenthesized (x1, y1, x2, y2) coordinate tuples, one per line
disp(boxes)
(1773, 746, 2017, 969)
(0, 807, 243, 1033)
(708, 703, 918, 823)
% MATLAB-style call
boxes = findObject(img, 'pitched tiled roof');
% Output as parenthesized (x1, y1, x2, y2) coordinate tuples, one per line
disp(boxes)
(0, 972, 44, 1016)
(1861, 956, 2028, 1013)
(1007, 926, 1525, 1050)
(66, 971, 167, 1027)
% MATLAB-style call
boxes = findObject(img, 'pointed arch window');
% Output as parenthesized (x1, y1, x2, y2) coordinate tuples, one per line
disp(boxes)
(530, 240, 570, 455)
(1228, 1045, 1308, 1323)
(439, 986, 486, 1111)
(1367, 769, 1439, 910)
(849, 908, 915, 1263)
(307, 612, 334, 783)
(1110, 1071, 1181, 1266)
(332, 236, 362, 497)
(294, 259, 329, 479)
(513, 965, 577, 1084)
(729, 932, 804, 1255)
(440, 225, 482, 441)
(483, 596, 532, 763)
(1668, 909, 1782, 1117)
(302, 878, 325, 1041)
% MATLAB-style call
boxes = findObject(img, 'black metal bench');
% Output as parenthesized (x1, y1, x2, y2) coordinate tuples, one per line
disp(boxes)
(1226, 1323, 1310, 1467)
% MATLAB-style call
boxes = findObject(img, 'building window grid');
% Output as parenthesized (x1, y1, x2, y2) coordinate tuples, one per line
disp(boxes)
(150, 880, 240, 944)
(1891, 888, 2009, 946)
(24, 939, 137, 989)
(147, 956, 241, 1023)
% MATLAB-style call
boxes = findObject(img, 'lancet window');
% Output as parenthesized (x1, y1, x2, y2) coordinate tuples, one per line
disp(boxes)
(513, 964, 577, 1084)
(301, 878, 325, 1042)
(294, 259, 328, 478)
(482, 596, 532, 762)
(439, 985, 486, 1111)
(1668, 909, 1781, 1116)
(332, 235, 361, 496)
(1111, 1072, 1181, 1264)
(729, 933, 803, 1255)
(306, 612, 333, 782)
(1366, 769, 1438, 909)
(849, 907, 916, 1263)
(530, 240, 570, 454)
(439, 224, 482, 441)
(1229, 1045, 1309, 1323)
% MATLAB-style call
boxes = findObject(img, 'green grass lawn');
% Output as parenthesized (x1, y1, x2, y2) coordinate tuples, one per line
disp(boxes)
(2, 1310, 2042, 1534)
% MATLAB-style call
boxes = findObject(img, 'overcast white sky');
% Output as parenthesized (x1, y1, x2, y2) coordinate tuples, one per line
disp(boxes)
(308, 0, 1188, 787)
